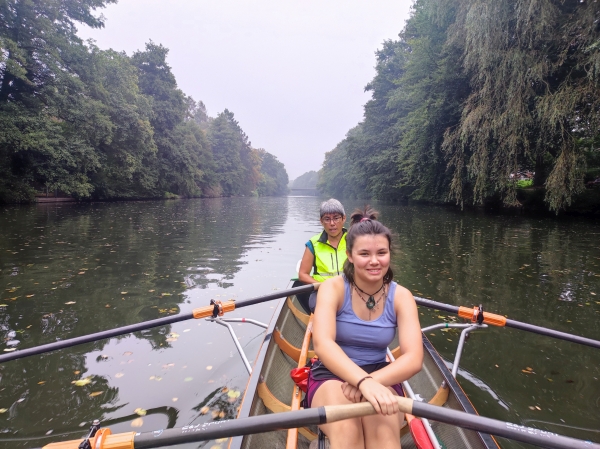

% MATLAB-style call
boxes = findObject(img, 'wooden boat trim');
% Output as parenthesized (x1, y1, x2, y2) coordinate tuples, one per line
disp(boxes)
(256, 380, 317, 441)
(421, 334, 499, 449)
(273, 328, 316, 362)
(287, 296, 310, 325)
(286, 314, 314, 449)
(228, 296, 288, 449)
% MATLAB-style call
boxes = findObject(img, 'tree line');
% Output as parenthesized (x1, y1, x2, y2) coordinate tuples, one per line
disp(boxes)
(318, 0, 600, 212)
(0, 0, 288, 203)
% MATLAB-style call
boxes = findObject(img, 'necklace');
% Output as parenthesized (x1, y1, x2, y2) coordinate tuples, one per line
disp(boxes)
(354, 283, 385, 310)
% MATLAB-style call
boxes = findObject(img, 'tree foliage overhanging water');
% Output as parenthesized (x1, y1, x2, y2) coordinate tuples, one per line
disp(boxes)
(318, 0, 600, 213)
(0, 1, 289, 203)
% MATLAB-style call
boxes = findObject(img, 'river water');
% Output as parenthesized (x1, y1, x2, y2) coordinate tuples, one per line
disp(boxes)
(0, 197, 598, 448)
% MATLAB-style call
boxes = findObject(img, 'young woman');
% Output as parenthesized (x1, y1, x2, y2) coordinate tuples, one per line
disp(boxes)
(309, 206, 423, 449)
(295, 199, 347, 313)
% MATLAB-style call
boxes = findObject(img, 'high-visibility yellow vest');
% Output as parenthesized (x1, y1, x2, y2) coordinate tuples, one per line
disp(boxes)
(307, 230, 347, 282)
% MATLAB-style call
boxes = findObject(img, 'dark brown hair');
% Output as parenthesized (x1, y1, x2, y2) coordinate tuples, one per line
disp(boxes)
(343, 205, 394, 284)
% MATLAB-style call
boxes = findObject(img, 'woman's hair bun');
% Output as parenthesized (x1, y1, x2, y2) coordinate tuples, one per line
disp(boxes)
(349, 205, 378, 226)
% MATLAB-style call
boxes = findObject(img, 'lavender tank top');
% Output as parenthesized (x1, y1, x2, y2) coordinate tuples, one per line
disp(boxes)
(335, 278, 397, 365)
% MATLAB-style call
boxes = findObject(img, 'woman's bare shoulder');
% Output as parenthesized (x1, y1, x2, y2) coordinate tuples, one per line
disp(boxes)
(392, 283, 416, 306)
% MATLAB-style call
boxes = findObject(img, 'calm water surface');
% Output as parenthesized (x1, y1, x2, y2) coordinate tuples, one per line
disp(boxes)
(0, 198, 598, 448)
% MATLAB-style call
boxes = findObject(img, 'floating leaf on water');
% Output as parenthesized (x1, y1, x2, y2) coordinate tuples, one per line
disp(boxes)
(183, 329, 190, 333)
(211, 410, 220, 419)
(38, 381, 46, 385)
(148, 289, 155, 293)
(221, 387, 229, 393)
(528, 406, 535, 410)
(65, 301, 76, 305)
(123, 351, 133, 356)
(78, 272, 85, 275)
(184, 377, 193, 382)
(134, 408, 147, 416)
(161, 293, 172, 296)
(437, 316, 445, 319)
(131, 418, 144, 428)
(74, 370, 80, 375)
(172, 397, 178, 402)
(430, 333, 436, 336)
(535, 406, 541, 410)
(218, 411, 225, 419)
(89, 391, 103, 397)
(165, 338, 178, 343)
(210, 445, 222, 449)
(0, 409, 7, 414)
(206, 366, 213, 370)
(105, 304, 111, 308)
(208, 380, 214, 383)
(200, 406, 210, 415)
(3, 348, 16, 352)
(115, 373, 124, 378)
(46, 430, 53, 435)
(26, 294, 34, 298)
(121, 292, 127, 295)
(167, 333, 180, 339)
(525, 367, 533, 371)
(227, 390, 241, 399)
(591, 292, 596, 296)
(521, 370, 534, 374)
(495, 364, 499, 368)
(547, 378, 553, 382)
(72, 377, 92, 386)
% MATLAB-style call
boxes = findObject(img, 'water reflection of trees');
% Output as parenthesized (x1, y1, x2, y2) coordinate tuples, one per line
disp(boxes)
(0, 198, 287, 445)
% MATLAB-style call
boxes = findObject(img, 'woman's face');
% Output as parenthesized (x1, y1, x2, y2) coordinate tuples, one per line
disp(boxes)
(347, 234, 390, 283)
(320, 213, 345, 238)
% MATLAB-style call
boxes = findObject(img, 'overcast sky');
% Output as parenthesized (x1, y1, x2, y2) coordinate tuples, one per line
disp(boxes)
(78, 0, 413, 181)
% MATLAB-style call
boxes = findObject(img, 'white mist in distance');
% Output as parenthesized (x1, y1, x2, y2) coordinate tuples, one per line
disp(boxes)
(79, 0, 413, 180)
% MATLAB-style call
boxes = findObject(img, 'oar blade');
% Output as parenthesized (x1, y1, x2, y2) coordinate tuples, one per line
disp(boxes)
(408, 416, 434, 449)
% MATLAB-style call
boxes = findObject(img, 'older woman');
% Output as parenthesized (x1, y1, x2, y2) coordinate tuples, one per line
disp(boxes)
(308, 206, 423, 449)
(296, 198, 347, 313)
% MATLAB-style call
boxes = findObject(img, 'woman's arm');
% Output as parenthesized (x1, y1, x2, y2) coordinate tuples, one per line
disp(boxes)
(298, 247, 317, 284)
(371, 286, 423, 386)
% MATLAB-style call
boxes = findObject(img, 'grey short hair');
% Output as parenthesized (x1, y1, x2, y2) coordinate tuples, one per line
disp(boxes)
(320, 199, 345, 217)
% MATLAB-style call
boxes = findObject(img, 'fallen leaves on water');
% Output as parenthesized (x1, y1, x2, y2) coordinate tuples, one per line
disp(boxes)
(183, 329, 190, 332)
(0, 409, 7, 414)
(78, 272, 85, 275)
(184, 377, 193, 382)
(148, 289, 155, 293)
(522, 367, 535, 374)
(165, 337, 178, 343)
(200, 406, 210, 415)
(210, 445, 222, 449)
(38, 381, 46, 385)
(65, 301, 76, 305)
(3, 348, 16, 352)
(149, 376, 162, 381)
(115, 372, 124, 378)
(26, 294, 34, 298)
(121, 292, 127, 295)
(167, 333, 179, 339)
(161, 292, 172, 297)
(105, 304, 111, 308)
(131, 418, 144, 428)
(72, 377, 93, 386)
(206, 366, 213, 370)
(89, 391, 103, 398)
(134, 408, 147, 416)
(123, 351, 133, 356)
(46, 430, 53, 435)
(495, 364, 499, 368)
(216, 438, 228, 443)
(172, 397, 178, 402)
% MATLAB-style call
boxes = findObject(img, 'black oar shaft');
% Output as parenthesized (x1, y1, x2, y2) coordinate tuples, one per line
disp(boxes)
(133, 407, 326, 448)
(414, 296, 600, 349)
(412, 400, 598, 449)
(0, 284, 317, 364)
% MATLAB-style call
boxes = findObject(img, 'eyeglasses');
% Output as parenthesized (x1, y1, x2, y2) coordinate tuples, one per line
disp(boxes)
(322, 215, 343, 224)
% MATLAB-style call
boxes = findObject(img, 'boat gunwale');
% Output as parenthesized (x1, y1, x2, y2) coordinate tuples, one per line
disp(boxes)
(421, 334, 499, 449)
(228, 295, 289, 449)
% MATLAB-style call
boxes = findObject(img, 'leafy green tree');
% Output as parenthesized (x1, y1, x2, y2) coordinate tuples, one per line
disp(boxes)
(256, 149, 288, 196)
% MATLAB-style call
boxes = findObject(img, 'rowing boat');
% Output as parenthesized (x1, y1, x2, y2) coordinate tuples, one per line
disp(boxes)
(228, 287, 500, 449)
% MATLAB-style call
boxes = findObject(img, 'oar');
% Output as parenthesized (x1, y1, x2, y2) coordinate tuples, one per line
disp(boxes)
(0, 283, 319, 364)
(414, 296, 600, 349)
(40, 397, 598, 449)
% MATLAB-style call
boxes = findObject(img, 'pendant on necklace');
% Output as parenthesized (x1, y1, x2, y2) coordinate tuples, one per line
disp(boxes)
(366, 296, 376, 310)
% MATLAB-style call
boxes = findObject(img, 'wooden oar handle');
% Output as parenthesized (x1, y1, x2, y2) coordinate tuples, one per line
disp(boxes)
(192, 300, 236, 319)
(324, 397, 414, 423)
(458, 306, 506, 327)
